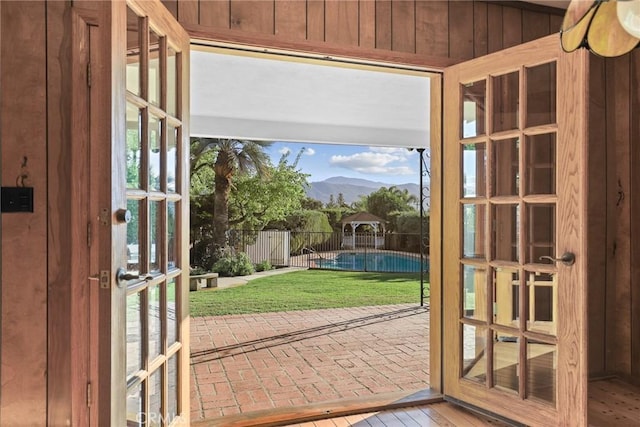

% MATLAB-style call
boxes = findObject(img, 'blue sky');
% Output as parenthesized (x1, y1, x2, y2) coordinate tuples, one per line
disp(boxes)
(265, 141, 424, 185)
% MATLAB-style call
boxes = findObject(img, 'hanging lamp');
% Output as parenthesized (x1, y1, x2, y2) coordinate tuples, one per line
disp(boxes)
(560, 0, 640, 57)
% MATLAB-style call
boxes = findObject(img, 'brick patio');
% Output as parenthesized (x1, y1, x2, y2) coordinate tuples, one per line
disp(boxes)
(190, 304, 430, 421)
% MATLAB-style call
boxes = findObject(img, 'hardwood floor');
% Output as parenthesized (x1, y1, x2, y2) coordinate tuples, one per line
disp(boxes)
(588, 378, 640, 426)
(285, 402, 513, 427)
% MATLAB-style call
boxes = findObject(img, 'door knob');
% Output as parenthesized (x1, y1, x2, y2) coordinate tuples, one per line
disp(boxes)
(116, 267, 152, 287)
(539, 252, 575, 266)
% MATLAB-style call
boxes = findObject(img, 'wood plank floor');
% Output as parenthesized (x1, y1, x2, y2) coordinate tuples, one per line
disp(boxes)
(588, 378, 640, 426)
(285, 402, 512, 427)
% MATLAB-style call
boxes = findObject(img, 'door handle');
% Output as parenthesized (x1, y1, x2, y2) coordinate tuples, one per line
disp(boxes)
(116, 267, 152, 287)
(539, 252, 575, 266)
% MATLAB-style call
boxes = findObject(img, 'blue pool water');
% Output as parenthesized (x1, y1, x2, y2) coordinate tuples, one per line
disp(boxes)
(315, 252, 427, 273)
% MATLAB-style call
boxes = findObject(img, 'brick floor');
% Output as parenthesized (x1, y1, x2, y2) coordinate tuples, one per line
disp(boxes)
(190, 304, 430, 421)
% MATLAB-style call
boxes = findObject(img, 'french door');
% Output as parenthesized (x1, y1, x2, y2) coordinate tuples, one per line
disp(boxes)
(103, 1, 190, 425)
(442, 35, 588, 426)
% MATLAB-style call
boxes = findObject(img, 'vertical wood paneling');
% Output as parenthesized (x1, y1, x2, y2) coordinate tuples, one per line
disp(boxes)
(275, 0, 306, 38)
(605, 56, 632, 375)
(415, 1, 448, 57)
(391, 0, 415, 53)
(587, 55, 608, 376)
(177, 0, 198, 25)
(522, 10, 550, 42)
(502, 6, 522, 48)
(487, 3, 503, 53)
(325, 0, 359, 46)
(550, 13, 563, 34)
(375, 0, 392, 50)
(630, 49, 640, 379)
(161, 0, 178, 18)
(230, 0, 275, 34)
(473, 2, 488, 57)
(1, 2, 48, 424)
(359, 0, 376, 49)
(448, 1, 473, 59)
(307, 0, 325, 41)
(199, 0, 230, 29)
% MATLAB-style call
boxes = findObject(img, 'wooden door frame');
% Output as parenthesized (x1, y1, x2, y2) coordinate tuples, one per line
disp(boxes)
(440, 35, 588, 426)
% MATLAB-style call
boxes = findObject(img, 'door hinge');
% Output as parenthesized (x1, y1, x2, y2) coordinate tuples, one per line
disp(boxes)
(87, 221, 92, 248)
(87, 62, 92, 87)
(86, 382, 92, 407)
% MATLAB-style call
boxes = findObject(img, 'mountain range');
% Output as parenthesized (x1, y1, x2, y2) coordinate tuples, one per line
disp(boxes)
(306, 176, 428, 205)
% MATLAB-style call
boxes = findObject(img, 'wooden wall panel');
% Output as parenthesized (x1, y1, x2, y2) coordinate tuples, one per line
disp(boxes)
(275, 0, 307, 38)
(605, 56, 632, 375)
(473, 2, 488, 57)
(502, 6, 522, 48)
(522, 10, 550, 42)
(632, 49, 640, 381)
(415, 1, 448, 57)
(230, 0, 275, 34)
(199, 1, 229, 29)
(177, 0, 198, 25)
(391, 0, 415, 53)
(375, 0, 392, 50)
(358, 0, 375, 49)
(447, 1, 474, 60)
(1, 1, 48, 424)
(325, 0, 359, 46)
(487, 3, 503, 54)
(587, 55, 607, 376)
(307, 0, 325, 41)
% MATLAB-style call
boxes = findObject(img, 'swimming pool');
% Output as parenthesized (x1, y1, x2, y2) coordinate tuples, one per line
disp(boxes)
(315, 252, 428, 273)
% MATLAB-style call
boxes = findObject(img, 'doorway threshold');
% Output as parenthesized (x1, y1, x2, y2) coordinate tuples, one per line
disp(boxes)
(191, 388, 442, 427)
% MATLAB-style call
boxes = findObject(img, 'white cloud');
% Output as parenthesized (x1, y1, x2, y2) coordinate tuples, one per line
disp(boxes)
(304, 147, 316, 156)
(330, 151, 415, 176)
(278, 147, 291, 155)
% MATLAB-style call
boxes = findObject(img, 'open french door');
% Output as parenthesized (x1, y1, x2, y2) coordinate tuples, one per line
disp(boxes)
(97, 1, 190, 425)
(442, 35, 588, 426)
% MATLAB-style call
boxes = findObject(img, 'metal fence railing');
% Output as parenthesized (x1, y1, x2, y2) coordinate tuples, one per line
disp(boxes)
(227, 229, 429, 273)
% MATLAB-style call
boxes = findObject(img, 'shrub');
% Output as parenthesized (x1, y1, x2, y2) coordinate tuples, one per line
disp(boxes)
(254, 260, 273, 272)
(212, 251, 255, 277)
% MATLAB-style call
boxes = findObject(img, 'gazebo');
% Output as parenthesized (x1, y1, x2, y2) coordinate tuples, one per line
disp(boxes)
(340, 212, 386, 249)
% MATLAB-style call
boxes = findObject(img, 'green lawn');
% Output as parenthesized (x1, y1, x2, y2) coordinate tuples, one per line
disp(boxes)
(189, 270, 429, 316)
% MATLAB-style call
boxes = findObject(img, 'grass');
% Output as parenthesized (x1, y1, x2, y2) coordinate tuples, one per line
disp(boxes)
(189, 269, 429, 317)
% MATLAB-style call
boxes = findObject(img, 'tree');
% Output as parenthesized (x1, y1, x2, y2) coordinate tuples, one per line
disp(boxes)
(191, 137, 272, 248)
(363, 186, 418, 232)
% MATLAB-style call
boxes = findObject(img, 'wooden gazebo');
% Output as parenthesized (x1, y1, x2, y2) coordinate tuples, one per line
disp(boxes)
(340, 212, 386, 249)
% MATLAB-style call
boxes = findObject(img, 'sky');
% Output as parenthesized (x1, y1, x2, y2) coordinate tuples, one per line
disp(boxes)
(265, 141, 425, 185)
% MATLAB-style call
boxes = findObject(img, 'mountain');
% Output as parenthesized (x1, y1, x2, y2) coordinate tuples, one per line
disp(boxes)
(306, 176, 428, 205)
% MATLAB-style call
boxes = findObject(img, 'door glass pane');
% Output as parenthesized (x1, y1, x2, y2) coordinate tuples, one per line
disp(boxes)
(167, 279, 177, 347)
(127, 199, 142, 273)
(462, 324, 486, 383)
(527, 272, 556, 335)
(526, 133, 556, 195)
(149, 114, 162, 192)
(126, 382, 143, 426)
(493, 332, 519, 394)
(527, 341, 556, 405)
(126, 7, 141, 96)
(526, 62, 556, 127)
(527, 204, 556, 264)
(168, 355, 178, 420)
(463, 265, 487, 321)
(167, 47, 177, 117)
(149, 30, 161, 106)
(494, 268, 519, 328)
(168, 201, 177, 269)
(126, 292, 143, 379)
(463, 143, 486, 197)
(167, 125, 178, 193)
(149, 201, 161, 272)
(149, 369, 162, 426)
(493, 138, 519, 196)
(463, 204, 486, 259)
(149, 284, 162, 360)
(492, 71, 519, 132)
(461, 80, 486, 138)
(493, 204, 519, 262)
(126, 103, 142, 189)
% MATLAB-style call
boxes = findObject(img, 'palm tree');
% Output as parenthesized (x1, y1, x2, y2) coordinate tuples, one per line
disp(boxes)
(191, 137, 272, 248)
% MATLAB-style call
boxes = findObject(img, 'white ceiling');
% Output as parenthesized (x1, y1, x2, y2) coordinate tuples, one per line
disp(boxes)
(190, 46, 431, 149)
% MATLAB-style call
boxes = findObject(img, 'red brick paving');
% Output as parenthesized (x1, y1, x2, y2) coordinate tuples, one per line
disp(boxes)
(190, 304, 430, 421)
